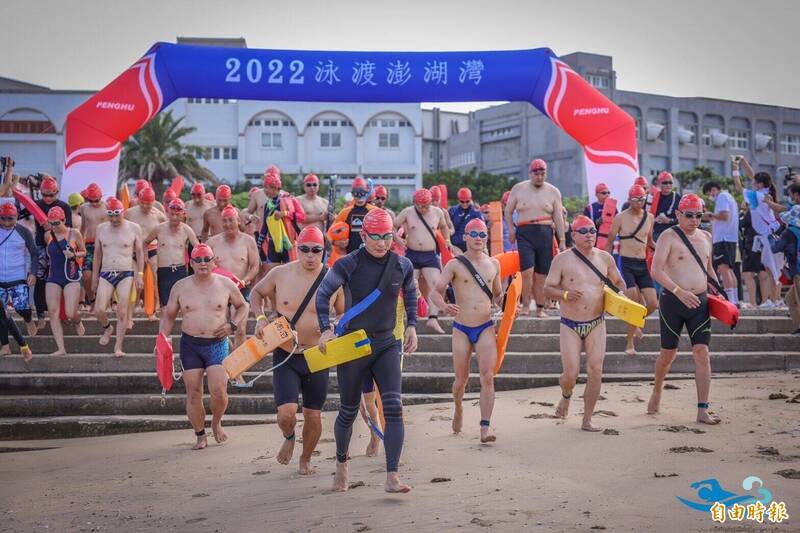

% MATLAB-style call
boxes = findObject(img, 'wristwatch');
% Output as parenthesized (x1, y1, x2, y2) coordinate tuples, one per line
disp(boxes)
(228, 321, 238, 333)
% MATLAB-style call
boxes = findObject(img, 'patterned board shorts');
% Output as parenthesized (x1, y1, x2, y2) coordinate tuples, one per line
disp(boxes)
(0, 282, 30, 310)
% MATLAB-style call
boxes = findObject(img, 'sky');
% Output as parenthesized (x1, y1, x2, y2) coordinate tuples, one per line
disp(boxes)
(1, 0, 798, 112)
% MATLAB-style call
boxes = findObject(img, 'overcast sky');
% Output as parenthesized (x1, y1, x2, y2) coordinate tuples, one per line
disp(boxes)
(2, 0, 797, 112)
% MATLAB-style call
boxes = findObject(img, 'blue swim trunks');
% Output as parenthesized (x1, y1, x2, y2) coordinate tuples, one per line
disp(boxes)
(179, 333, 229, 370)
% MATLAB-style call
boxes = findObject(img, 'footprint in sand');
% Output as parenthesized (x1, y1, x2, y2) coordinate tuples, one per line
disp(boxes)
(602, 429, 620, 436)
(525, 413, 558, 419)
(669, 446, 713, 453)
(769, 393, 790, 400)
(654, 472, 679, 478)
(530, 401, 554, 407)
(774, 469, 800, 479)
(659, 425, 706, 434)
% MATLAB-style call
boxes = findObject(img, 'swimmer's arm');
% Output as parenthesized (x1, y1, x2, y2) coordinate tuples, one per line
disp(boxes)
(133, 227, 145, 276)
(243, 238, 260, 286)
(158, 287, 180, 337)
(92, 233, 104, 282)
(490, 258, 503, 300)
(430, 262, 455, 311)
(651, 233, 677, 290)
(185, 224, 200, 247)
(542, 256, 565, 299)
(251, 269, 277, 320)
(606, 254, 626, 292)
(437, 209, 452, 244)
(400, 259, 418, 328)
(332, 287, 346, 317)
(443, 209, 455, 234)
(228, 283, 249, 326)
(142, 225, 159, 248)
(315, 260, 348, 331)
(72, 231, 86, 258)
(604, 216, 621, 254)
(552, 190, 566, 248)
(153, 201, 165, 214)
(504, 191, 517, 230)
(246, 194, 258, 215)
(393, 208, 407, 230)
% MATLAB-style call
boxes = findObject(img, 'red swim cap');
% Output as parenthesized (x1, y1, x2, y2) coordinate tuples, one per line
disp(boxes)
(351, 176, 368, 191)
(205, 192, 214, 201)
(678, 193, 704, 212)
(303, 173, 319, 184)
(595, 183, 609, 193)
(634, 176, 648, 188)
(529, 159, 547, 172)
(41, 176, 59, 194)
(501, 191, 511, 204)
(465, 218, 487, 233)
(168, 198, 185, 212)
(374, 185, 387, 197)
(297, 225, 324, 245)
(362, 209, 393, 234)
(430, 187, 441, 201)
(628, 185, 647, 199)
(263, 174, 282, 189)
(139, 188, 156, 203)
(191, 243, 214, 260)
(571, 215, 594, 231)
(47, 206, 66, 221)
(134, 180, 148, 194)
(84, 183, 103, 201)
(0, 203, 18, 217)
(216, 185, 232, 200)
(106, 197, 124, 212)
(658, 171, 673, 184)
(265, 164, 281, 176)
(327, 221, 350, 241)
(413, 188, 432, 206)
(221, 205, 239, 219)
(190, 183, 205, 195)
(163, 189, 178, 204)
(457, 187, 472, 201)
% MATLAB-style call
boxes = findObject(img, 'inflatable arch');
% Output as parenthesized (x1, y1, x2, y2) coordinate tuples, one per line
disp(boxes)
(62, 42, 638, 200)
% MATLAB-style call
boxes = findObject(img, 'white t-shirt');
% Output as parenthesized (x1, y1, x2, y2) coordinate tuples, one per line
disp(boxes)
(712, 191, 739, 243)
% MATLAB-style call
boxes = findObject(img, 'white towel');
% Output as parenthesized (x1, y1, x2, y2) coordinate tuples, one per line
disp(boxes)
(753, 234, 781, 282)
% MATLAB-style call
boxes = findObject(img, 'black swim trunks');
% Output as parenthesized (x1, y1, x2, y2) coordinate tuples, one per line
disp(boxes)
(516, 224, 553, 274)
(405, 249, 441, 271)
(620, 256, 654, 290)
(272, 346, 329, 410)
(658, 290, 711, 350)
(157, 264, 188, 305)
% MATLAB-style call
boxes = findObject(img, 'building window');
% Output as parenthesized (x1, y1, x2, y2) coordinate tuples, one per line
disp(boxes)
(702, 127, 712, 147)
(369, 120, 377, 127)
(379, 133, 399, 148)
(727, 129, 749, 150)
(262, 133, 282, 148)
(320, 132, 341, 148)
(781, 134, 800, 154)
(586, 74, 609, 89)
(312, 120, 320, 126)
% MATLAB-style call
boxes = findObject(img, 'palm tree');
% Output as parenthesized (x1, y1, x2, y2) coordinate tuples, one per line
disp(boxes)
(119, 111, 217, 197)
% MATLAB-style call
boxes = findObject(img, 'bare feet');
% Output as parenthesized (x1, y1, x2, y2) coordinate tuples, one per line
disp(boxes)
(36, 318, 47, 331)
(426, 317, 445, 334)
(581, 419, 603, 432)
(697, 410, 721, 425)
(99, 324, 113, 346)
(192, 433, 208, 450)
(555, 397, 570, 419)
(114, 349, 126, 358)
(25, 321, 37, 337)
(624, 345, 637, 357)
(385, 472, 411, 493)
(366, 434, 380, 457)
(212, 422, 228, 444)
(536, 307, 548, 318)
(75, 320, 85, 337)
(646, 392, 661, 415)
(50, 349, 66, 356)
(299, 457, 316, 475)
(277, 436, 295, 464)
(148, 314, 158, 321)
(332, 462, 349, 492)
(21, 346, 33, 362)
(518, 306, 530, 317)
(480, 426, 496, 443)
(0, 345, 10, 356)
(452, 404, 463, 434)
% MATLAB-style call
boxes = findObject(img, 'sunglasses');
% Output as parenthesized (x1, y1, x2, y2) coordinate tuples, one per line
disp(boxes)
(530, 170, 546, 175)
(191, 193, 204, 197)
(375, 196, 386, 201)
(0, 216, 15, 222)
(107, 209, 123, 216)
(574, 227, 597, 235)
(366, 232, 393, 241)
(459, 200, 471, 204)
(304, 183, 319, 187)
(629, 196, 646, 202)
(49, 220, 63, 226)
(352, 190, 369, 198)
(597, 191, 610, 195)
(660, 181, 673, 185)
(466, 230, 488, 239)
(89, 199, 101, 203)
(298, 245, 324, 254)
(681, 211, 703, 219)
(191, 256, 214, 263)
(42, 193, 57, 198)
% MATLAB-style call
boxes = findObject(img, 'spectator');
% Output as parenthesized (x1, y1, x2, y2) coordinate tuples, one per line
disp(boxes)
(651, 171, 680, 241)
(0, 202, 38, 349)
(501, 191, 517, 252)
(773, 199, 800, 334)
(702, 181, 740, 304)
(583, 183, 615, 227)
(732, 157, 784, 308)
(448, 187, 483, 252)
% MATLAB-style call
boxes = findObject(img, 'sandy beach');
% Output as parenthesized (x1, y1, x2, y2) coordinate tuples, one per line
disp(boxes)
(1, 371, 798, 532)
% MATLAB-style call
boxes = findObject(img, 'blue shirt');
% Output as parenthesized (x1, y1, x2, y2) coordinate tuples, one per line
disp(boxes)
(448, 204, 484, 248)
(0, 224, 37, 282)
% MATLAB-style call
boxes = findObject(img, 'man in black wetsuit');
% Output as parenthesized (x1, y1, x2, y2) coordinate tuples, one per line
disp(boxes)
(652, 171, 681, 242)
(316, 208, 418, 494)
(333, 176, 377, 254)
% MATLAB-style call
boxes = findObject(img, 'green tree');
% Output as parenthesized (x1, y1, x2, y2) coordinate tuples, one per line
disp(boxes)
(423, 169, 516, 205)
(119, 111, 214, 198)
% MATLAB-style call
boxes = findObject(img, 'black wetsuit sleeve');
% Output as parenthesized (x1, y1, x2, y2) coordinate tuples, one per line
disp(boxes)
(315, 253, 356, 331)
(16, 225, 37, 277)
(62, 201, 73, 228)
(399, 257, 418, 328)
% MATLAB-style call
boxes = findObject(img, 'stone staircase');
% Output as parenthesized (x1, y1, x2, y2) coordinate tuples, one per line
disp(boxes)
(0, 311, 797, 439)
